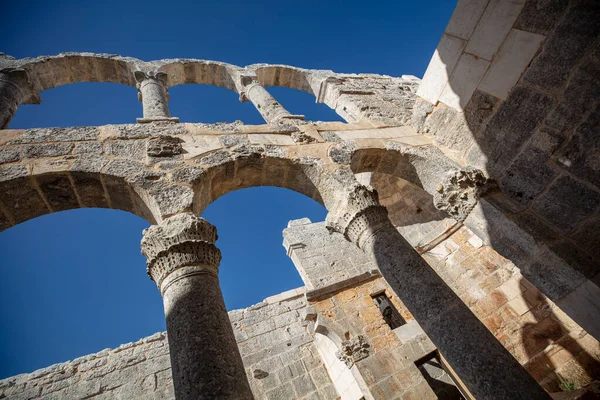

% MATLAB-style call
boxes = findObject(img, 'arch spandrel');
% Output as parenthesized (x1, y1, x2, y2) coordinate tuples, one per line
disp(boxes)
(0, 120, 449, 231)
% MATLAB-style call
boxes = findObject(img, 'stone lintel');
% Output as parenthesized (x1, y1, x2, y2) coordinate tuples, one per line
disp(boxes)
(305, 270, 381, 301)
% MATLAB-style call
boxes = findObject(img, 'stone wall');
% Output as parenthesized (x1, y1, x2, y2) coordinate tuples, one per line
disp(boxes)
(413, 0, 600, 345)
(368, 172, 600, 392)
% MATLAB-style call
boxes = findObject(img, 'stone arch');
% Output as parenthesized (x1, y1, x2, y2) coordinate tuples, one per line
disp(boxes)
(19, 53, 141, 94)
(181, 146, 326, 215)
(252, 65, 323, 96)
(0, 150, 174, 231)
(348, 145, 459, 196)
(156, 59, 241, 92)
(313, 320, 370, 400)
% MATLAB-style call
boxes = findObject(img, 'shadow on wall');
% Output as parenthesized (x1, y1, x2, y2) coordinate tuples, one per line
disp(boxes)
(518, 278, 600, 392)
(418, 0, 600, 340)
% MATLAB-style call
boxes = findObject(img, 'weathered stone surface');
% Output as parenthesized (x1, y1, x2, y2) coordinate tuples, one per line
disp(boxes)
(411, 97, 433, 133)
(532, 176, 600, 233)
(433, 167, 495, 222)
(73, 142, 103, 154)
(9, 127, 99, 144)
(105, 140, 146, 160)
(36, 173, 79, 211)
(147, 135, 184, 157)
(501, 128, 562, 205)
(517, 0, 568, 35)
(553, 103, 600, 188)
(149, 185, 194, 217)
(0, 147, 21, 164)
(24, 143, 74, 158)
(523, 0, 600, 92)
(219, 134, 249, 148)
(328, 140, 357, 165)
(476, 85, 554, 176)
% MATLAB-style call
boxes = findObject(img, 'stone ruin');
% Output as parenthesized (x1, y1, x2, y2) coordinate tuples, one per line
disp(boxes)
(0, 0, 599, 398)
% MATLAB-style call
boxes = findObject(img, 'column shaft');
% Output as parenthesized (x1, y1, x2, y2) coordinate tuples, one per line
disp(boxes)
(0, 70, 28, 129)
(135, 71, 179, 123)
(162, 266, 251, 400)
(243, 82, 304, 124)
(141, 214, 253, 400)
(329, 186, 551, 400)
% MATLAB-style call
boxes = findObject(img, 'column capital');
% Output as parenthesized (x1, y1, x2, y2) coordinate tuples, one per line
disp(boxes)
(326, 184, 389, 248)
(134, 70, 178, 123)
(433, 167, 496, 222)
(134, 70, 169, 100)
(141, 213, 221, 291)
(238, 77, 260, 102)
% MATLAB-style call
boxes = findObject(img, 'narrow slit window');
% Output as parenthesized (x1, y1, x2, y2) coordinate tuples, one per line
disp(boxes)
(371, 292, 405, 329)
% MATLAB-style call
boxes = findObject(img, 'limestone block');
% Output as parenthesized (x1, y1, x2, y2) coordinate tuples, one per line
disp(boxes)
(444, 0, 489, 40)
(8, 126, 99, 144)
(500, 128, 562, 206)
(181, 135, 222, 158)
(517, 0, 568, 35)
(417, 34, 467, 104)
(523, 0, 600, 91)
(464, 0, 527, 61)
(248, 133, 295, 146)
(438, 53, 490, 110)
(478, 29, 546, 100)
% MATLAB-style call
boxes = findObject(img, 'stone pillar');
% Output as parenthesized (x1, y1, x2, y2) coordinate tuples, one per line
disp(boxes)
(327, 184, 551, 400)
(141, 213, 253, 400)
(240, 80, 304, 124)
(134, 71, 179, 123)
(0, 69, 34, 129)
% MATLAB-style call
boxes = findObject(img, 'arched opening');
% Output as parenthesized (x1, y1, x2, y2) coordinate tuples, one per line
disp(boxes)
(9, 82, 139, 129)
(265, 86, 345, 122)
(200, 186, 327, 309)
(168, 84, 264, 125)
(0, 208, 163, 379)
(314, 331, 365, 400)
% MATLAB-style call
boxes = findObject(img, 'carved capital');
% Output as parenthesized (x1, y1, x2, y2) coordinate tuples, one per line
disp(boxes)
(326, 184, 389, 248)
(141, 213, 221, 290)
(134, 70, 169, 101)
(239, 79, 261, 102)
(336, 335, 370, 367)
(433, 167, 496, 222)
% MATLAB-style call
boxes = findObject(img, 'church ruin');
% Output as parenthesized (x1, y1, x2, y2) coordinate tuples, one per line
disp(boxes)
(0, 0, 599, 398)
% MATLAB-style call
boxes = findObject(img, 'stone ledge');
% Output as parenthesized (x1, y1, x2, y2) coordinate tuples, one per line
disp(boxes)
(305, 269, 381, 301)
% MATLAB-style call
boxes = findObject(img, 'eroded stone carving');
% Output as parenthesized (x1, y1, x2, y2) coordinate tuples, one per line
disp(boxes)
(336, 335, 370, 367)
(290, 131, 316, 144)
(326, 183, 389, 247)
(433, 167, 496, 222)
(147, 135, 184, 157)
(141, 213, 221, 289)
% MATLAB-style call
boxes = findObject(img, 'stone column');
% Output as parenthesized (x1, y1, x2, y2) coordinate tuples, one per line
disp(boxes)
(141, 213, 253, 400)
(240, 80, 304, 124)
(0, 69, 34, 129)
(327, 184, 551, 400)
(134, 71, 179, 123)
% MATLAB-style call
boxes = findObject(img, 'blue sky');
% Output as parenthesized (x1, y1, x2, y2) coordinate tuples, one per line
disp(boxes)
(0, 0, 456, 378)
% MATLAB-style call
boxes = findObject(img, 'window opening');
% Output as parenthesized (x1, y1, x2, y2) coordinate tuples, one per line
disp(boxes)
(371, 292, 405, 329)
(415, 352, 467, 400)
